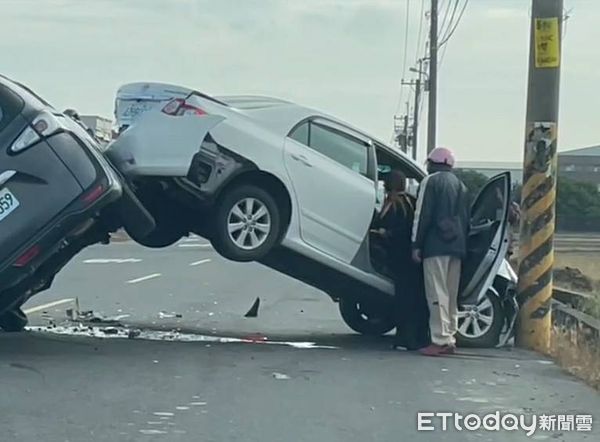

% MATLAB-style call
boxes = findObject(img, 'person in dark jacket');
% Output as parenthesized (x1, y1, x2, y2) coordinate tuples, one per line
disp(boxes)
(411, 147, 469, 356)
(372, 170, 430, 350)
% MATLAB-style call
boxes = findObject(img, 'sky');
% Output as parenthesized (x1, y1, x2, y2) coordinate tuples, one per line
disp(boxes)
(1, 0, 598, 162)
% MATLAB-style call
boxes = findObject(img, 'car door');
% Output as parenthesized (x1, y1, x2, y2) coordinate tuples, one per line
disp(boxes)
(284, 119, 377, 264)
(459, 172, 511, 305)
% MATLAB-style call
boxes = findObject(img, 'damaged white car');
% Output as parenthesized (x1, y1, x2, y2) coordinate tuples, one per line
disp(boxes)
(105, 82, 518, 347)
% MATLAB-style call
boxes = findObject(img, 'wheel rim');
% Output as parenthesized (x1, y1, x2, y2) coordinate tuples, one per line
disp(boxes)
(353, 300, 386, 325)
(457, 295, 495, 339)
(227, 197, 271, 250)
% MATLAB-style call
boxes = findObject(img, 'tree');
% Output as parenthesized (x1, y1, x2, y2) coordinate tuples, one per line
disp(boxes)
(454, 169, 489, 202)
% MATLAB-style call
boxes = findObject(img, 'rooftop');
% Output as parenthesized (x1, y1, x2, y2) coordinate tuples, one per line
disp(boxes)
(560, 145, 600, 157)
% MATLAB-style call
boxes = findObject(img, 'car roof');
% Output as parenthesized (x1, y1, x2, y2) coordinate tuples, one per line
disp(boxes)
(217, 95, 423, 173)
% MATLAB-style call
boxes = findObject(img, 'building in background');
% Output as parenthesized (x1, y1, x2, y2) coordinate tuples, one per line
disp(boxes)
(456, 161, 523, 184)
(457, 145, 600, 191)
(80, 115, 112, 144)
(558, 145, 600, 191)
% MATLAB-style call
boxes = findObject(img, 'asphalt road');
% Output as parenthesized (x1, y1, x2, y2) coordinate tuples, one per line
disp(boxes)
(0, 236, 598, 441)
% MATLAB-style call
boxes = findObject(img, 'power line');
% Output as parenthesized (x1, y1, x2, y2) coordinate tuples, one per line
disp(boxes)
(438, 0, 469, 48)
(395, 0, 412, 115)
(438, 0, 453, 39)
(414, 0, 426, 65)
(439, 0, 460, 43)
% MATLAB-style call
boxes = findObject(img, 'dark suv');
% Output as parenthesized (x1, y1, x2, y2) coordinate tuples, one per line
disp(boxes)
(0, 75, 153, 331)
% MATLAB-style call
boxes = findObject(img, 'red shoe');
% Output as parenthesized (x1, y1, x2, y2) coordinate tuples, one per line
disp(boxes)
(441, 344, 456, 355)
(419, 344, 445, 357)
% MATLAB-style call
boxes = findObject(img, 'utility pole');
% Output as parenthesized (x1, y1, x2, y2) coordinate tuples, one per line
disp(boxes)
(402, 61, 423, 160)
(413, 58, 423, 160)
(402, 113, 409, 154)
(427, 0, 438, 155)
(517, 0, 563, 353)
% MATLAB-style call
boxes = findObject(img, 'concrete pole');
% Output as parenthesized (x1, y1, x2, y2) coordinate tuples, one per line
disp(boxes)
(413, 74, 421, 161)
(427, 0, 438, 154)
(517, 0, 563, 353)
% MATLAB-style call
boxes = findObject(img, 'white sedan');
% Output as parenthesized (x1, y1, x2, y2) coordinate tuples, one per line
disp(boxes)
(106, 82, 516, 347)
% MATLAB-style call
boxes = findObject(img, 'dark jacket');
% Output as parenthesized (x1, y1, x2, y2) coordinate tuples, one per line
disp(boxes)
(373, 194, 415, 268)
(411, 169, 469, 259)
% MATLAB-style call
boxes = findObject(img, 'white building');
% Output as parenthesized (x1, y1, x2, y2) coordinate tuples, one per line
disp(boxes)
(80, 115, 112, 144)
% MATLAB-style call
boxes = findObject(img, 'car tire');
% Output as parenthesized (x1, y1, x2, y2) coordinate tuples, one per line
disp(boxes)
(0, 307, 28, 332)
(339, 297, 395, 336)
(456, 290, 504, 348)
(126, 187, 186, 249)
(212, 184, 281, 262)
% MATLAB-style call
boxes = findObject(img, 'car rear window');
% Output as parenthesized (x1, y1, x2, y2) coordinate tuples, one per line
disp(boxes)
(0, 84, 24, 132)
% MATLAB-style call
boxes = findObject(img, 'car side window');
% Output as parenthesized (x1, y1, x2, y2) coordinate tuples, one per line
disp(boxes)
(289, 122, 309, 145)
(308, 123, 369, 176)
(0, 85, 24, 132)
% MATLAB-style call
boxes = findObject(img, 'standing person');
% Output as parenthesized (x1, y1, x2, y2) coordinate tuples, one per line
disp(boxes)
(411, 147, 469, 356)
(371, 170, 430, 351)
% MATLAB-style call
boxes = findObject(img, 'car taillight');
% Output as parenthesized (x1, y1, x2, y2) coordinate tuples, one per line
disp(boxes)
(11, 111, 63, 153)
(13, 245, 41, 267)
(161, 98, 206, 117)
(82, 184, 105, 205)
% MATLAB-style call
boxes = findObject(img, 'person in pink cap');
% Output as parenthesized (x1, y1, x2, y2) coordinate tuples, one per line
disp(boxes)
(411, 147, 469, 356)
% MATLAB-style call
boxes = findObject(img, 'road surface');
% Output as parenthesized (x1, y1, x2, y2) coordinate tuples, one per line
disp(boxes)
(0, 236, 597, 441)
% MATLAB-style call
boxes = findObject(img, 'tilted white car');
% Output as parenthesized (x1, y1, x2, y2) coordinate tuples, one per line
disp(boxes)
(106, 82, 518, 347)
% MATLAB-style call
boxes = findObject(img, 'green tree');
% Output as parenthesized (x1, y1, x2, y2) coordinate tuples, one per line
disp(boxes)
(454, 169, 489, 202)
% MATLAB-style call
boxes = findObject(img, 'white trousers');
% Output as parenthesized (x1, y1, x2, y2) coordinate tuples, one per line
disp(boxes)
(423, 256, 462, 346)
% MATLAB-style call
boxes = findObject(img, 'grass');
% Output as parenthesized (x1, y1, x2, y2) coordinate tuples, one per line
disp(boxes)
(551, 323, 600, 390)
(554, 252, 600, 319)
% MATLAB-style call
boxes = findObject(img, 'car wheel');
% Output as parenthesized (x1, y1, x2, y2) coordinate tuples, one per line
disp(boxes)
(126, 188, 186, 248)
(0, 307, 28, 332)
(212, 185, 281, 262)
(339, 297, 395, 336)
(456, 290, 504, 348)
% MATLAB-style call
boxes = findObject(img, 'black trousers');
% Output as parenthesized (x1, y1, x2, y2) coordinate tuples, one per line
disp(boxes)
(391, 259, 430, 350)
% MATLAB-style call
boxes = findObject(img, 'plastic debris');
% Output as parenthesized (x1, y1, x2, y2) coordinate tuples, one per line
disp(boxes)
(158, 311, 176, 319)
(244, 297, 260, 318)
(272, 372, 290, 380)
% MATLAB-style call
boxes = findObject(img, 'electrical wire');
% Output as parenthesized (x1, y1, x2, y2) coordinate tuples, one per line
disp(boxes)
(438, 0, 454, 41)
(439, 0, 460, 44)
(414, 0, 426, 66)
(394, 0, 412, 115)
(438, 0, 469, 48)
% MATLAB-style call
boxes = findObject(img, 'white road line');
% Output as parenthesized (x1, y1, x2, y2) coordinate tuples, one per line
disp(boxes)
(189, 258, 212, 267)
(23, 298, 75, 315)
(84, 258, 142, 264)
(127, 273, 161, 284)
(178, 243, 211, 248)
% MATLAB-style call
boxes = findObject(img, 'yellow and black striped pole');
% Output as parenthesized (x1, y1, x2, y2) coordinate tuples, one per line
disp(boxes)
(517, 0, 563, 353)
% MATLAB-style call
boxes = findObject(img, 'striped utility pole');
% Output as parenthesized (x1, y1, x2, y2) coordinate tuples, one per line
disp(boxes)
(517, 0, 563, 352)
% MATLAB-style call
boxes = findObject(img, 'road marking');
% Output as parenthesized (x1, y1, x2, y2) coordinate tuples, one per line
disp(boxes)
(23, 298, 75, 315)
(127, 273, 161, 284)
(84, 258, 142, 264)
(189, 258, 212, 267)
(178, 243, 211, 248)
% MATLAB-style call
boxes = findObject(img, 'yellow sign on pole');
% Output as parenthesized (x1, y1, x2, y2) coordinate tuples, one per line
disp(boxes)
(535, 17, 560, 68)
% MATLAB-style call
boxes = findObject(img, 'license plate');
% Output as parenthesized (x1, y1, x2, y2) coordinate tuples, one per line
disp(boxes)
(0, 187, 20, 222)
(117, 101, 160, 125)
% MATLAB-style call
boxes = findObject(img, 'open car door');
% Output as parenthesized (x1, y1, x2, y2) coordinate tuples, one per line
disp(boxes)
(459, 172, 511, 305)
